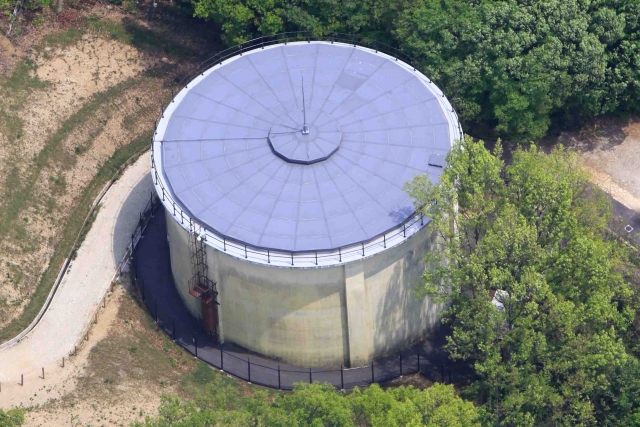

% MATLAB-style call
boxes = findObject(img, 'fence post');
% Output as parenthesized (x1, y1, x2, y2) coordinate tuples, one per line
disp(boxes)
(278, 365, 281, 390)
(248, 358, 251, 383)
(370, 362, 374, 384)
(309, 367, 312, 384)
(399, 352, 402, 376)
(340, 365, 344, 390)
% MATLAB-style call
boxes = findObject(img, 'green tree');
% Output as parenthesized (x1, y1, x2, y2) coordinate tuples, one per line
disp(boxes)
(186, 0, 640, 141)
(349, 383, 481, 427)
(0, 408, 25, 427)
(134, 379, 480, 427)
(405, 136, 636, 426)
(267, 383, 355, 427)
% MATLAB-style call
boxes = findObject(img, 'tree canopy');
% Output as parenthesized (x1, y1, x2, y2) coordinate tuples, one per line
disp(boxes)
(405, 136, 640, 426)
(0, 408, 25, 427)
(133, 382, 481, 427)
(186, 0, 640, 142)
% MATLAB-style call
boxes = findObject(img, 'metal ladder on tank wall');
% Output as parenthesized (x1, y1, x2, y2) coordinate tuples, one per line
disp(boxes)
(188, 220, 220, 336)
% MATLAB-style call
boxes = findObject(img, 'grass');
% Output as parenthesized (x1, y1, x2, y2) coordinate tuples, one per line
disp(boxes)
(40, 26, 85, 49)
(0, 76, 142, 242)
(0, 133, 150, 342)
(0, 0, 210, 344)
(72, 204, 101, 260)
(0, 59, 47, 144)
(67, 279, 264, 423)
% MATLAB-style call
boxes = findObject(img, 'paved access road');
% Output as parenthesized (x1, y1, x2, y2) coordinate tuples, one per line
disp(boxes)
(0, 155, 153, 408)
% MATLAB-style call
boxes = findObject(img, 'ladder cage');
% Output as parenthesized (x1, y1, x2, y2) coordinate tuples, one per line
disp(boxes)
(188, 222, 219, 306)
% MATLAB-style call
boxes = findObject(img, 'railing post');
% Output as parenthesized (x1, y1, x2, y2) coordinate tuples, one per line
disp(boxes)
(221, 347, 224, 371)
(340, 365, 344, 390)
(315, 251, 318, 265)
(194, 336, 198, 358)
(383, 234, 386, 248)
(244, 244, 247, 259)
(267, 249, 270, 263)
(370, 362, 374, 384)
(291, 252, 293, 266)
(248, 357, 251, 383)
(403, 223, 406, 237)
(339, 247, 341, 262)
(278, 365, 281, 390)
(362, 242, 365, 257)
(309, 367, 312, 384)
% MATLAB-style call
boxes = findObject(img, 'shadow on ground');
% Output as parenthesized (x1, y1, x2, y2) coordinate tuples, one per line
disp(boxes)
(132, 207, 476, 390)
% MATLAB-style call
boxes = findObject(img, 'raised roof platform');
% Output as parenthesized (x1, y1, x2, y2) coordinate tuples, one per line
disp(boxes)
(155, 42, 457, 253)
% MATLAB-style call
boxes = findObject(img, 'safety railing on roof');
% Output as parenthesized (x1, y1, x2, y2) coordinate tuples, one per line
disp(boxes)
(150, 32, 464, 267)
(130, 202, 473, 390)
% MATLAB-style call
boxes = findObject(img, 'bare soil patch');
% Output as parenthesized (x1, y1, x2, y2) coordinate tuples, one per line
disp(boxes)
(0, 2, 217, 340)
(554, 116, 640, 208)
(20, 277, 262, 427)
(22, 279, 195, 427)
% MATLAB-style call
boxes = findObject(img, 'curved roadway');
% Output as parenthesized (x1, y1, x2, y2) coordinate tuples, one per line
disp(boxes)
(0, 155, 152, 407)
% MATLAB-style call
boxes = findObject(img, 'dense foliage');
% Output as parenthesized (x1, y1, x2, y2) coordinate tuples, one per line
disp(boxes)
(134, 381, 481, 426)
(405, 136, 640, 426)
(0, 408, 25, 427)
(187, 0, 640, 141)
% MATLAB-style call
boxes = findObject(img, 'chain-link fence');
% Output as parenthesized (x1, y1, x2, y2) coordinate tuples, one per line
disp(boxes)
(129, 195, 468, 390)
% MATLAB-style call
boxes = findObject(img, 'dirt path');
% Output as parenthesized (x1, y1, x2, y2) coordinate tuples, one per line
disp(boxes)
(0, 154, 152, 409)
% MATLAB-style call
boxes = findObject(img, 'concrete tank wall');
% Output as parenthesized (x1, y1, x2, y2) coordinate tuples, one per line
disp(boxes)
(165, 212, 442, 367)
